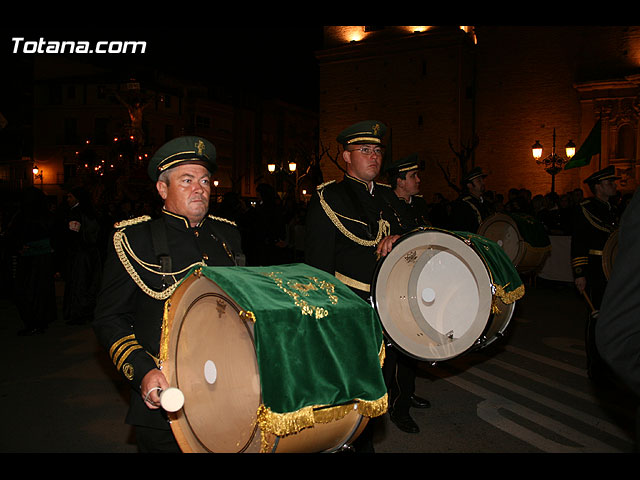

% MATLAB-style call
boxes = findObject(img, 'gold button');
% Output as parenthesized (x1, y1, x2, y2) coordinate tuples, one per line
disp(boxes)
(194, 231, 200, 237)
(202, 254, 209, 261)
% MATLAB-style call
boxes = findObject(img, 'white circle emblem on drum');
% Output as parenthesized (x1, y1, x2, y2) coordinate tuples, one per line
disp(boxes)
(204, 359, 217, 384)
(372, 230, 494, 362)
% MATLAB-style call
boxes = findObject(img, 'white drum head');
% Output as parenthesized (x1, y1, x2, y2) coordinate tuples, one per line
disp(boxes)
(372, 230, 493, 361)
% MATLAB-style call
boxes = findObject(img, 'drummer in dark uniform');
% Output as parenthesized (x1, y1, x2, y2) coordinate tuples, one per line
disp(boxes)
(305, 120, 400, 299)
(570, 165, 620, 382)
(384, 153, 431, 231)
(305, 121, 429, 442)
(92, 136, 243, 452)
(382, 153, 434, 433)
(448, 167, 492, 233)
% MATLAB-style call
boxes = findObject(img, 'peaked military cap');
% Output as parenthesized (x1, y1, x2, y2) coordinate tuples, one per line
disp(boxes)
(462, 166, 488, 186)
(583, 165, 620, 185)
(337, 120, 387, 146)
(148, 136, 217, 181)
(385, 153, 420, 177)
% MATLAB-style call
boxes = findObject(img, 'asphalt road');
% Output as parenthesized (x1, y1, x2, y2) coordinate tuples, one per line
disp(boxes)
(0, 278, 637, 455)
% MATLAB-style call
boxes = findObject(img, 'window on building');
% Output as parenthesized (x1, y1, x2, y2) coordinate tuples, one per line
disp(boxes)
(64, 118, 78, 145)
(616, 124, 635, 160)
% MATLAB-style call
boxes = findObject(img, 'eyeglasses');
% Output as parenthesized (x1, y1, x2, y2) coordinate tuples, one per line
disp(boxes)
(348, 146, 384, 156)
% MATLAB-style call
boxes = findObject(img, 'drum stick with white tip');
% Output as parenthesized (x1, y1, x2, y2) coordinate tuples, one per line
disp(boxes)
(159, 387, 185, 412)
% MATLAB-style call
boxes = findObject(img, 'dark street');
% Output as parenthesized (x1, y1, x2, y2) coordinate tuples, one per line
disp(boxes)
(0, 277, 636, 454)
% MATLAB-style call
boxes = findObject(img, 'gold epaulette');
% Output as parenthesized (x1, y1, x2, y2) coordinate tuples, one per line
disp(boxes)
(316, 180, 336, 191)
(375, 181, 392, 188)
(208, 214, 237, 227)
(114, 215, 152, 229)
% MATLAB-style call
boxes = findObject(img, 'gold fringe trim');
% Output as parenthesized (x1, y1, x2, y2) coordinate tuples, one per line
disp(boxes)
(523, 242, 552, 253)
(158, 299, 172, 364)
(240, 310, 256, 323)
(493, 283, 525, 305)
(255, 394, 388, 452)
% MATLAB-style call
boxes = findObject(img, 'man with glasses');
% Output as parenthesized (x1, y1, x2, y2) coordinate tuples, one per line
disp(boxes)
(305, 120, 400, 300)
(306, 120, 422, 449)
(571, 165, 620, 384)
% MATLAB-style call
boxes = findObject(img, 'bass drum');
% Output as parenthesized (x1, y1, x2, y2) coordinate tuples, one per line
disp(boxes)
(478, 213, 549, 272)
(160, 272, 367, 453)
(602, 228, 619, 280)
(372, 229, 515, 362)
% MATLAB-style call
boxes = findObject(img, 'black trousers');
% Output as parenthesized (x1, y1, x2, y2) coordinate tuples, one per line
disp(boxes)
(383, 345, 417, 416)
(134, 425, 181, 453)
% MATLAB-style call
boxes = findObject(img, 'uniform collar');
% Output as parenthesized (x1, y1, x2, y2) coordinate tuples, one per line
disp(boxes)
(344, 173, 375, 194)
(161, 208, 206, 229)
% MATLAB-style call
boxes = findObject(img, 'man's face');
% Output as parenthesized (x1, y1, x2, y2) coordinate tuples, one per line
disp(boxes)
(398, 170, 421, 196)
(468, 177, 486, 197)
(343, 144, 383, 184)
(597, 179, 617, 199)
(157, 163, 211, 226)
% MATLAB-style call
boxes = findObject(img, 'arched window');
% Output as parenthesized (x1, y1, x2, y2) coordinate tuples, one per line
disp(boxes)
(616, 123, 635, 160)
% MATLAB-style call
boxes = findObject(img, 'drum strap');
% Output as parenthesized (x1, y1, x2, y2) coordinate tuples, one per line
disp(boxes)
(150, 219, 173, 288)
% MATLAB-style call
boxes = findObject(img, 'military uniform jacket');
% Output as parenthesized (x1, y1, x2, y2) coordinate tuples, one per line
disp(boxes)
(570, 197, 618, 281)
(305, 174, 401, 299)
(448, 193, 491, 233)
(596, 189, 640, 398)
(92, 209, 242, 429)
(388, 194, 431, 233)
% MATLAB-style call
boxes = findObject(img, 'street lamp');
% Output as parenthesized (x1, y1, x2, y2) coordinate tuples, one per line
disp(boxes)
(532, 129, 575, 193)
(32, 165, 43, 188)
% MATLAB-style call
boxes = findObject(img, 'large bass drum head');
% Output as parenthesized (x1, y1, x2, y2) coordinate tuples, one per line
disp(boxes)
(478, 213, 523, 265)
(161, 274, 262, 453)
(372, 230, 493, 362)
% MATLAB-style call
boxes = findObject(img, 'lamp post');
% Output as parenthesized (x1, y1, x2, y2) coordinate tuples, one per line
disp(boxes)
(266, 161, 299, 199)
(532, 129, 575, 193)
(32, 165, 43, 189)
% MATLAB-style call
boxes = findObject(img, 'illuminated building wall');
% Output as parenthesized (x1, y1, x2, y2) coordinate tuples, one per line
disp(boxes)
(318, 25, 640, 200)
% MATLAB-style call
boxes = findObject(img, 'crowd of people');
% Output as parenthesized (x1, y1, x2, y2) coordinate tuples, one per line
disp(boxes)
(1, 172, 633, 337)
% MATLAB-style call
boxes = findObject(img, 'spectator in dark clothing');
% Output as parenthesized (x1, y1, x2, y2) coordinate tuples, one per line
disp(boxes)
(7, 187, 57, 335)
(243, 183, 288, 266)
(62, 187, 102, 325)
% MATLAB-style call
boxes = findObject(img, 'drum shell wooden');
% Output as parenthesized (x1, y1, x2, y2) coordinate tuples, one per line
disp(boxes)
(478, 213, 549, 273)
(371, 229, 514, 362)
(160, 272, 368, 453)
